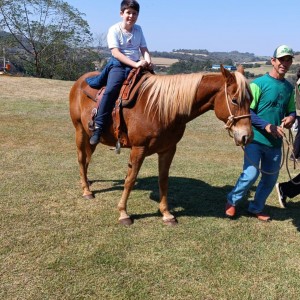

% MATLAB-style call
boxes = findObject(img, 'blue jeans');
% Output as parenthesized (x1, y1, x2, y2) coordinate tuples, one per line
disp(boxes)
(91, 57, 132, 131)
(86, 58, 112, 89)
(227, 142, 281, 213)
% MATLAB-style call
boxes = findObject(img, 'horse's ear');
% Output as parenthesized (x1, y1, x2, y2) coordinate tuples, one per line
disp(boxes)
(220, 64, 235, 84)
(237, 64, 245, 75)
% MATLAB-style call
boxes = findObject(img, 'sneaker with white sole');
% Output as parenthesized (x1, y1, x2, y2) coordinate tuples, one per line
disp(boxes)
(275, 183, 287, 208)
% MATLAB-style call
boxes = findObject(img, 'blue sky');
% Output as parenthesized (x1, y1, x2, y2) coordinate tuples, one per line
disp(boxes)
(66, 0, 299, 56)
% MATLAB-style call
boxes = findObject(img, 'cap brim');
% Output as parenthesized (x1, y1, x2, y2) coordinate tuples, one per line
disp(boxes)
(275, 54, 294, 58)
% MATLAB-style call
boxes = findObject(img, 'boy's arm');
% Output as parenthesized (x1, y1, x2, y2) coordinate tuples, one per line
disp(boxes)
(111, 48, 148, 69)
(140, 47, 153, 69)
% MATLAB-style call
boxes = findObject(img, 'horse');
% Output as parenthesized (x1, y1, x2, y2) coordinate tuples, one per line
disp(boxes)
(69, 65, 253, 225)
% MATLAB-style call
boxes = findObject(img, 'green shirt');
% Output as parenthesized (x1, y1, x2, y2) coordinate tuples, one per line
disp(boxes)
(250, 73, 295, 147)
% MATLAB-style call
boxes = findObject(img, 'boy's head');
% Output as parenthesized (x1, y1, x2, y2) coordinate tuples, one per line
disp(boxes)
(121, 0, 140, 13)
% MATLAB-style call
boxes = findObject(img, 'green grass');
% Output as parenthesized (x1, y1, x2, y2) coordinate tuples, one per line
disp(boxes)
(1, 75, 300, 300)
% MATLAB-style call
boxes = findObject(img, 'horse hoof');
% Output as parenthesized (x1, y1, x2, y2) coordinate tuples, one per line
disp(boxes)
(83, 193, 94, 200)
(119, 217, 133, 226)
(163, 218, 178, 226)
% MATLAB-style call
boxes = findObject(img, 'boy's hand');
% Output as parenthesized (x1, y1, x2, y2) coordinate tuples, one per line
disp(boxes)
(136, 60, 148, 68)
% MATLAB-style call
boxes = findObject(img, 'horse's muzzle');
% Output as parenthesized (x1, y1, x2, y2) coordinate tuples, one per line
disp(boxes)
(233, 130, 253, 146)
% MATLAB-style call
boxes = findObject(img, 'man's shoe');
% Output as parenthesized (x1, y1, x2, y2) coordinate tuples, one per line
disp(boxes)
(90, 129, 101, 145)
(248, 212, 271, 222)
(275, 183, 287, 208)
(225, 202, 236, 217)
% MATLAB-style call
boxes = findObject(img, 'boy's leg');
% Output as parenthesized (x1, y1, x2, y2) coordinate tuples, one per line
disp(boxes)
(86, 59, 113, 89)
(90, 66, 126, 145)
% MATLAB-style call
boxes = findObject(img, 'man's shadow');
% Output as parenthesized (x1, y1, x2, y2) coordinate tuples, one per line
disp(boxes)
(91, 176, 300, 230)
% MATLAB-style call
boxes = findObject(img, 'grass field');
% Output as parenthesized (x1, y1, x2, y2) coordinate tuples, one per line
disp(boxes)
(1, 74, 300, 299)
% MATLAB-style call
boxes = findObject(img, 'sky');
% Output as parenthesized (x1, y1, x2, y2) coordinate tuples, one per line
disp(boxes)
(66, 0, 299, 57)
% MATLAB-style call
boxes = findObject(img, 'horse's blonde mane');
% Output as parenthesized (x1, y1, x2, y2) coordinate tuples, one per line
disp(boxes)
(233, 71, 250, 102)
(138, 71, 249, 125)
(138, 73, 203, 125)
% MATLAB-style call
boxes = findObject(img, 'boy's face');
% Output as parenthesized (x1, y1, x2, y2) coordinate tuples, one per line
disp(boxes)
(120, 8, 139, 26)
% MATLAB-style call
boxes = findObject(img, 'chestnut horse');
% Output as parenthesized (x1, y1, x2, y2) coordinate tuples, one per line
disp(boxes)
(69, 65, 253, 225)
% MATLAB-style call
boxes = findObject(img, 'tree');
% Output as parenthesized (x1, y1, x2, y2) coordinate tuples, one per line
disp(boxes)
(0, 0, 94, 79)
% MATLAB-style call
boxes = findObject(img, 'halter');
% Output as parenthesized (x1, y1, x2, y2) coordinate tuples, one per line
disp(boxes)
(223, 83, 251, 131)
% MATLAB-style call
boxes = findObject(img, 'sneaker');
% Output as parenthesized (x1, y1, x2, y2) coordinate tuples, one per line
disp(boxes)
(89, 129, 101, 145)
(248, 212, 271, 222)
(225, 202, 236, 217)
(275, 183, 287, 208)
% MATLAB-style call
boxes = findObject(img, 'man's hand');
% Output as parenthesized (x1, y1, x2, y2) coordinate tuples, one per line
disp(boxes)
(281, 116, 296, 129)
(265, 124, 284, 139)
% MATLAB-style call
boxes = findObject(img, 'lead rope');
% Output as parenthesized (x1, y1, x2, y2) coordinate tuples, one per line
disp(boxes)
(283, 128, 300, 185)
(241, 126, 300, 181)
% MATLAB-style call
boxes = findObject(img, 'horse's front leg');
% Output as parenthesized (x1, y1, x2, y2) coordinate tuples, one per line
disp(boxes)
(75, 125, 95, 199)
(158, 146, 177, 225)
(118, 146, 146, 225)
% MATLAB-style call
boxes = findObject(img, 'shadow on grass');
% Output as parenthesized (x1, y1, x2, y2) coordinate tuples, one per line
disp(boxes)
(269, 203, 300, 231)
(89, 176, 300, 230)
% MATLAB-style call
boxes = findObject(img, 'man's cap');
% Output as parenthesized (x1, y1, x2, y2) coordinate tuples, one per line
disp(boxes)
(273, 45, 294, 58)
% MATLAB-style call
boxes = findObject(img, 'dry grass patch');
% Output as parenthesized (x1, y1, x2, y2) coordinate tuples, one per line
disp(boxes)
(151, 57, 178, 67)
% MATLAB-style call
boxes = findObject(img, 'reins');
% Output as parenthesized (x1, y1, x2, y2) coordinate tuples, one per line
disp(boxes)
(241, 127, 300, 183)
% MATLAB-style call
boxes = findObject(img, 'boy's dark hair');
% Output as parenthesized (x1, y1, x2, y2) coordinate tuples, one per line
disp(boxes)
(297, 68, 300, 80)
(121, 0, 140, 13)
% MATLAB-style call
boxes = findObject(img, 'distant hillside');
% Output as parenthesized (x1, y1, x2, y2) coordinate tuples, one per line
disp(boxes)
(151, 49, 269, 64)
(96, 48, 270, 65)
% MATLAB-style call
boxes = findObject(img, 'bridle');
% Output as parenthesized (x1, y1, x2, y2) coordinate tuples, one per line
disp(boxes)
(223, 82, 251, 131)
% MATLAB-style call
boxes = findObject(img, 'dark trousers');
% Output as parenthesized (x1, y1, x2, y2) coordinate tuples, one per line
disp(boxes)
(292, 116, 300, 158)
(86, 58, 114, 89)
(281, 173, 300, 198)
(93, 59, 131, 131)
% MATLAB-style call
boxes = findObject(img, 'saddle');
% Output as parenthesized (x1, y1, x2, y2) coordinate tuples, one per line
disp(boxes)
(82, 67, 153, 147)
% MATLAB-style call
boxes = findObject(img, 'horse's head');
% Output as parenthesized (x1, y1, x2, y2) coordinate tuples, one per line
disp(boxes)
(214, 65, 253, 146)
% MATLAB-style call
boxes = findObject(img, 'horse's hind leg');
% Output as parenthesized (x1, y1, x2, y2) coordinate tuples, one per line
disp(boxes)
(118, 146, 146, 225)
(158, 146, 177, 225)
(75, 124, 95, 199)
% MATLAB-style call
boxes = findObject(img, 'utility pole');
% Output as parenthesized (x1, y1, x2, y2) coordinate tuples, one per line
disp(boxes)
(3, 47, 6, 68)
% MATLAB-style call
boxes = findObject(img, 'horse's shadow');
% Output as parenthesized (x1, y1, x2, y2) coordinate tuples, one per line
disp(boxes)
(90, 176, 300, 230)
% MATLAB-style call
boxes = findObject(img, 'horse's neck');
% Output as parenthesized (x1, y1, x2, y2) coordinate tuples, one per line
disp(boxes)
(188, 75, 223, 121)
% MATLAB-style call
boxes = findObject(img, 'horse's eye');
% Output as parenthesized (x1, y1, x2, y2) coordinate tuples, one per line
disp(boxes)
(232, 98, 238, 105)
